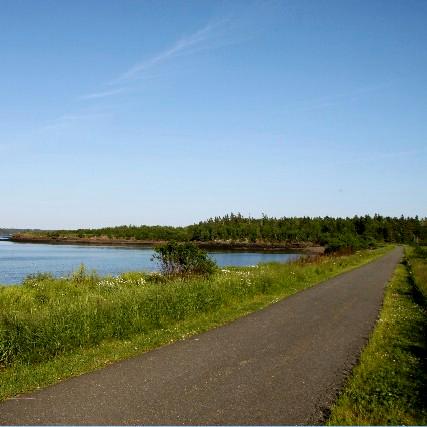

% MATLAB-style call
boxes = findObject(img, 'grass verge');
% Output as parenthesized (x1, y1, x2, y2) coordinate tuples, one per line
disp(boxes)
(0, 245, 393, 402)
(328, 246, 427, 425)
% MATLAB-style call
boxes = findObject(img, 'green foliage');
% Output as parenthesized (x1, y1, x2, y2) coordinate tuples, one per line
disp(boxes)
(152, 241, 217, 276)
(22, 272, 55, 288)
(189, 214, 426, 248)
(409, 246, 427, 301)
(14, 214, 427, 252)
(328, 251, 427, 425)
(70, 264, 99, 284)
(0, 247, 390, 369)
(322, 234, 376, 254)
(413, 244, 427, 259)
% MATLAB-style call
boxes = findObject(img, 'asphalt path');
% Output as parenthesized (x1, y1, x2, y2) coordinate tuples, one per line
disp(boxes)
(0, 247, 403, 425)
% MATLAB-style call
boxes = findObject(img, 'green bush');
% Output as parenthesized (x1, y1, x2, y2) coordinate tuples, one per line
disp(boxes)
(413, 245, 427, 259)
(70, 264, 99, 284)
(152, 241, 217, 276)
(22, 272, 55, 288)
(322, 234, 375, 254)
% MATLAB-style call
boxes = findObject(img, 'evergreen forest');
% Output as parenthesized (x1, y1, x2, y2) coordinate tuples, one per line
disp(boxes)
(15, 214, 427, 253)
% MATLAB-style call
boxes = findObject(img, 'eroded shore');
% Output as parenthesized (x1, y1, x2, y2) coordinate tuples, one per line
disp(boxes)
(9, 235, 324, 254)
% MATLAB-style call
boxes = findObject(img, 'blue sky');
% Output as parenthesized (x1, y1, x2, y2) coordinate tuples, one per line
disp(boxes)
(1, 0, 426, 228)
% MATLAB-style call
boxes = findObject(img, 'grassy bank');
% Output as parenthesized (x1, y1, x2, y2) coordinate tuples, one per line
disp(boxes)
(328, 246, 427, 425)
(0, 246, 392, 401)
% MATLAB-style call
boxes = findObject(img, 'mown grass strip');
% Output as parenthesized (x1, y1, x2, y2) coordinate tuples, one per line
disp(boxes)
(0, 246, 392, 402)
(328, 247, 427, 425)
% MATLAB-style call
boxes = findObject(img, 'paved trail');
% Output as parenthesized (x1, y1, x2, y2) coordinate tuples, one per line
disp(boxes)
(0, 247, 403, 425)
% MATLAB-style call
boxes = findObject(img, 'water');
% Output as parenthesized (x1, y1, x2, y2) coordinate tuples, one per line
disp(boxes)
(0, 240, 302, 285)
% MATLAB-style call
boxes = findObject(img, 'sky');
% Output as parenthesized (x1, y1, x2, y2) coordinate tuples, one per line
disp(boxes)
(1, 0, 426, 229)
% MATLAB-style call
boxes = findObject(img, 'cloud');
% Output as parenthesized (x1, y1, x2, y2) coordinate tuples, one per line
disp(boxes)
(290, 81, 396, 114)
(36, 19, 233, 137)
(79, 20, 230, 101)
(80, 88, 126, 100)
(373, 148, 427, 159)
(38, 112, 111, 132)
(112, 20, 229, 84)
(322, 148, 427, 171)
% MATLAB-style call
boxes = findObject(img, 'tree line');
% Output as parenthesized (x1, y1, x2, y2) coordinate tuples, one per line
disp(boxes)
(33, 213, 427, 252)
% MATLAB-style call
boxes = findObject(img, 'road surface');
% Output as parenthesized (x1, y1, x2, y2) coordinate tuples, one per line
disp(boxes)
(0, 247, 403, 425)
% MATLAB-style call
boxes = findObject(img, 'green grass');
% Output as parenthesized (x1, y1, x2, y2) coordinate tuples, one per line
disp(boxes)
(328, 247, 427, 425)
(0, 245, 392, 401)
(410, 246, 427, 299)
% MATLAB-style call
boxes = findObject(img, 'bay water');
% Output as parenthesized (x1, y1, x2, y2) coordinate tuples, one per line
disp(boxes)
(0, 240, 301, 285)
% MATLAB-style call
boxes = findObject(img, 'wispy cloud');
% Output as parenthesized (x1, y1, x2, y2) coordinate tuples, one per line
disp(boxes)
(38, 112, 111, 132)
(370, 148, 427, 160)
(113, 20, 229, 84)
(79, 20, 230, 101)
(298, 81, 395, 113)
(80, 87, 127, 100)
(318, 148, 427, 172)
(34, 18, 233, 136)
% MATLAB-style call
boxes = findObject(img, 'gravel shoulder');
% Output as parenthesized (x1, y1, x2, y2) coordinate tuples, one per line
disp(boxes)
(0, 247, 403, 425)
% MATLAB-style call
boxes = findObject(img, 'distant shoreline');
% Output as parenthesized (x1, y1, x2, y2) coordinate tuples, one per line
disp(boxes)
(9, 235, 325, 254)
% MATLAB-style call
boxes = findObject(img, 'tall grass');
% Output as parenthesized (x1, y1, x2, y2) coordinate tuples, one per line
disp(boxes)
(410, 245, 427, 298)
(328, 246, 427, 425)
(0, 247, 391, 369)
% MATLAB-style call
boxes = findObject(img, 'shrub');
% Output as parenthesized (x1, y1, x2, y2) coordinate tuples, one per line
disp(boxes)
(152, 241, 217, 277)
(22, 272, 55, 288)
(322, 234, 370, 254)
(70, 264, 99, 284)
(413, 245, 427, 259)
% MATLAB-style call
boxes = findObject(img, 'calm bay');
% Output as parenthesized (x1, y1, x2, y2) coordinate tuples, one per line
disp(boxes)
(0, 240, 301, 285)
